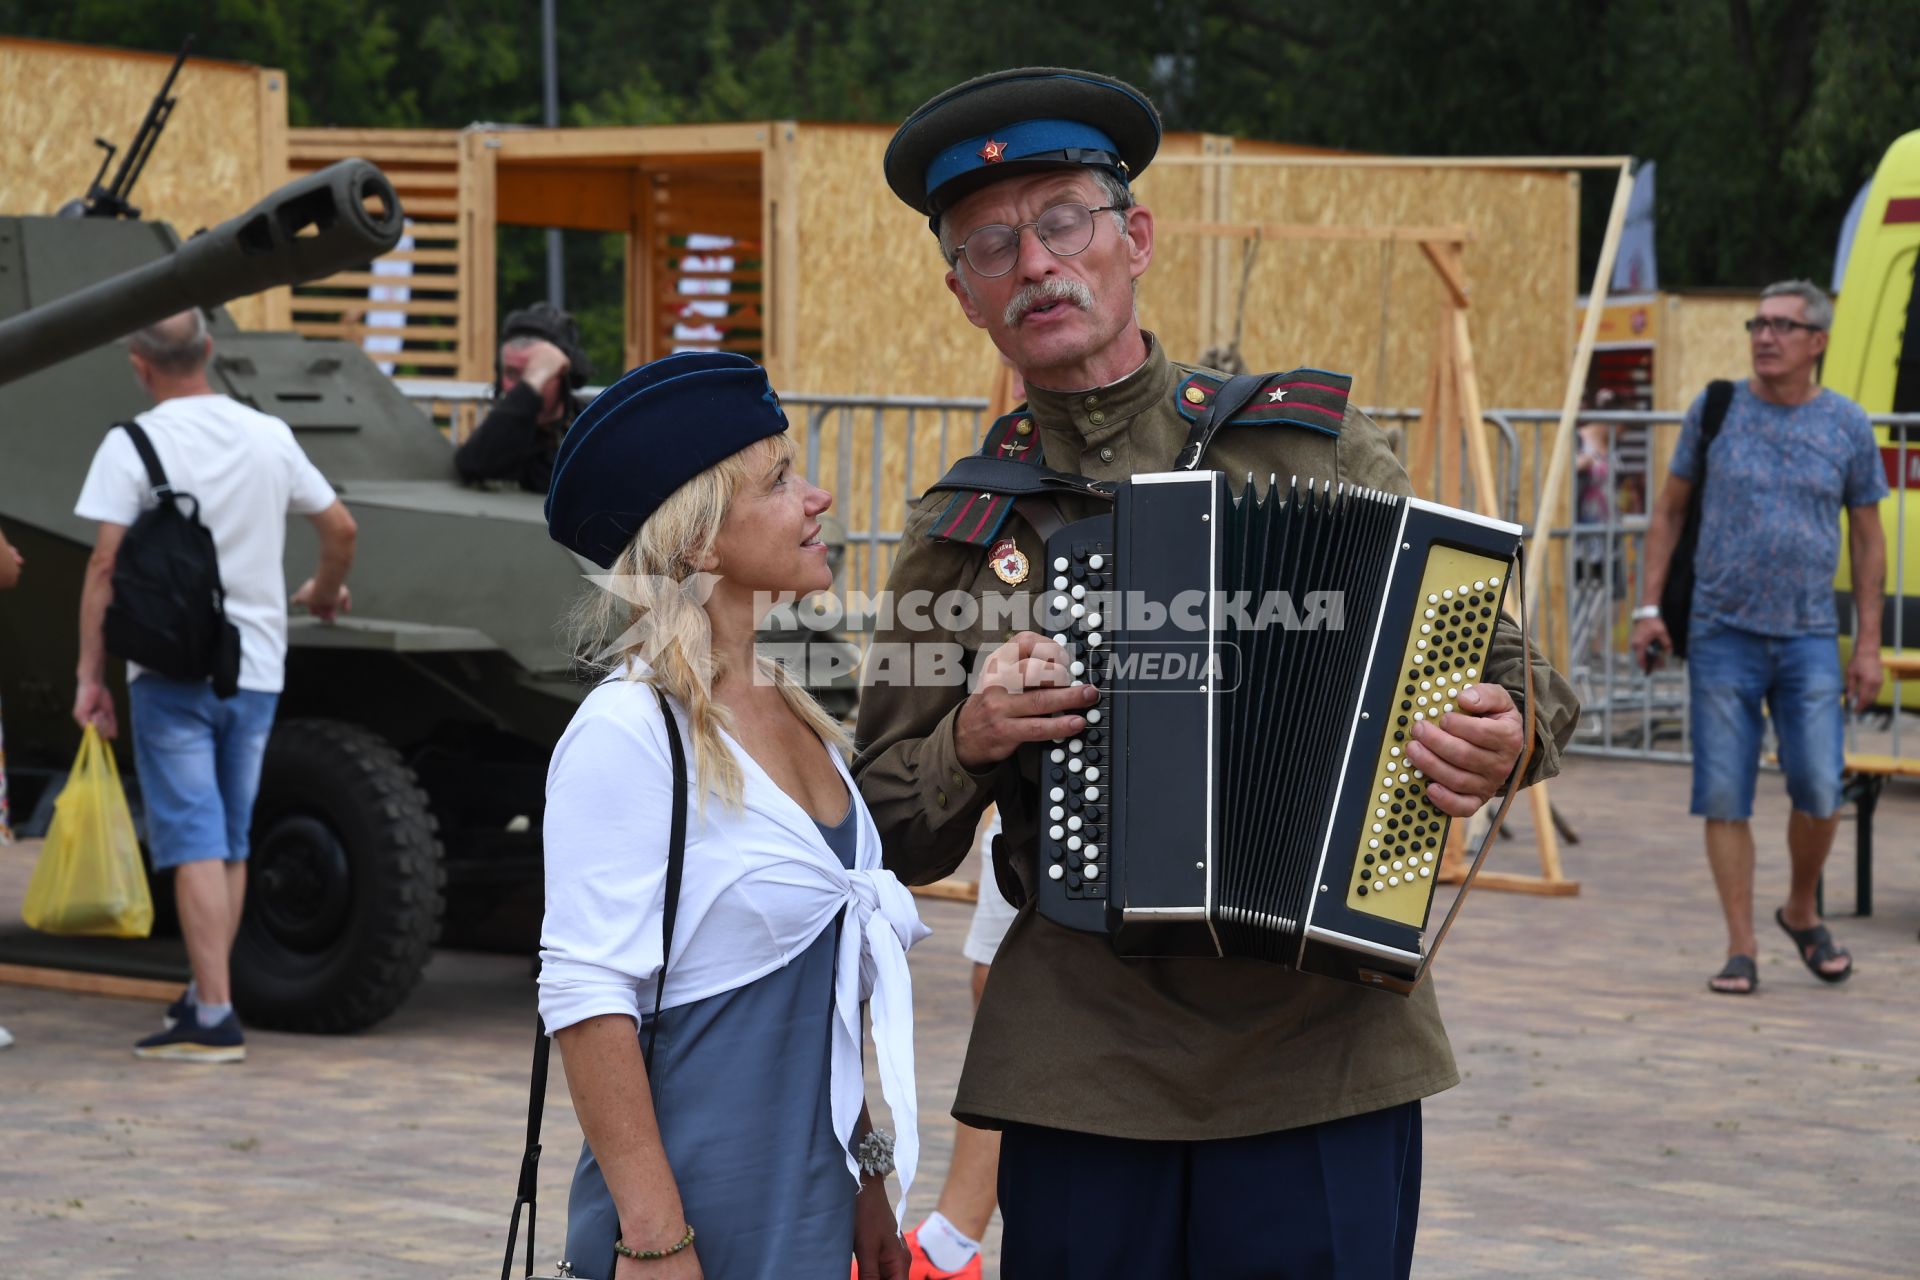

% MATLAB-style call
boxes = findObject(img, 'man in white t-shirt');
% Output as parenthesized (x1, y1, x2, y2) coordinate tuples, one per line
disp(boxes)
(72, 309, 358, 1063)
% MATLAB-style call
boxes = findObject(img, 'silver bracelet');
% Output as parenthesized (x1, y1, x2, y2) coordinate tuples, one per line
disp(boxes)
(855, 1129, 895, 1178)
(1631, 604, 1662, 621)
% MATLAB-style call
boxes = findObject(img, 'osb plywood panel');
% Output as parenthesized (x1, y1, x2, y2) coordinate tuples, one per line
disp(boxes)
(1667, 293, 1759, 411)
(1217, 165, 1576, 413)
(0, 37, 287, 330)
(1131, 134, 1220, 374)
(786, 123, 994, 540)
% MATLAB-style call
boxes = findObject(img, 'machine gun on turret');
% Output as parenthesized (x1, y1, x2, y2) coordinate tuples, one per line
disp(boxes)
(69, 36, 194, 221)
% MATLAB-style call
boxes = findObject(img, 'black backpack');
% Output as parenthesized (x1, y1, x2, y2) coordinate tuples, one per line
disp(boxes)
(1657, 379, 1736, 661)
(102, 421, 242, 698)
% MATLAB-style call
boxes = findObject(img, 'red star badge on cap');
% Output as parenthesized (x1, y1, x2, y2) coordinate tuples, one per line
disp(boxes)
(979, 138, 1007, 164)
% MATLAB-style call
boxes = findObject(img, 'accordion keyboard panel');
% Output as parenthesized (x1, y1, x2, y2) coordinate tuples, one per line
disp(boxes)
(1038, 536, 1115, 903)
(1346, 549, 1511, 926)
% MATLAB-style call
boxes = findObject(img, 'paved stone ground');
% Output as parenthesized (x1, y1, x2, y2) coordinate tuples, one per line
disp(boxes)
(1, 755, 1917, 1278)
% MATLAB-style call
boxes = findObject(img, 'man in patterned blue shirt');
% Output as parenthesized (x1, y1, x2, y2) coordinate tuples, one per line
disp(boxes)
(1633, 280, 1887, 995)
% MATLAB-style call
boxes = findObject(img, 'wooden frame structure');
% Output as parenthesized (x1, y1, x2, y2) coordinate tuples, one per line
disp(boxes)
(285, 123, 790, 389)
(1160, 215, 1578, 897)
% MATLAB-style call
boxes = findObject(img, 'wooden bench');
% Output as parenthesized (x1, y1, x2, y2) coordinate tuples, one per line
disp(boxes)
(1833, 649, 1920, 916)
(1839, 752, 1920, 916)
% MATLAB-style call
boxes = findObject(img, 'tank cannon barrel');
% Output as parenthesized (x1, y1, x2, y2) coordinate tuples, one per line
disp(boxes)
(0, 159, 403, 385)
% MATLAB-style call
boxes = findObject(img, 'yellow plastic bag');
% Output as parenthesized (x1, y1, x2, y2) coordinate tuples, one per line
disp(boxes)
(21, 726, 153, 938)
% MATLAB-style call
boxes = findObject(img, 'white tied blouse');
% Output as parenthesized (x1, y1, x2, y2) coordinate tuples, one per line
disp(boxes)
(537, 674, 929, 1198)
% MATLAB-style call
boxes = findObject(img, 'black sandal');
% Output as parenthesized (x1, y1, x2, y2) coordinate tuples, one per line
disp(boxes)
(1708, 954, 1758, 995)
(1775, 908, 1853, 983)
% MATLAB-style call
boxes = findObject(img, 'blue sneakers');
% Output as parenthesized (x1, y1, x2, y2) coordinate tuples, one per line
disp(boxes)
(163, 988, 193, 1030)
(134, 1012, 246, 1062)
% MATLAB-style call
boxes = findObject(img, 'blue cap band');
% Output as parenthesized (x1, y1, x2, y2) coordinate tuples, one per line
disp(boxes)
(924, 118, 1124, 205)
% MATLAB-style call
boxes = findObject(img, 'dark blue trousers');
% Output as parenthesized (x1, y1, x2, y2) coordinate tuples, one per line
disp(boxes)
(998, 1101, 1421, 1279)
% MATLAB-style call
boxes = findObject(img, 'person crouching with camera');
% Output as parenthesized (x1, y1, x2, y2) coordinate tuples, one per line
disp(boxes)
(540, 352, 923, 1279)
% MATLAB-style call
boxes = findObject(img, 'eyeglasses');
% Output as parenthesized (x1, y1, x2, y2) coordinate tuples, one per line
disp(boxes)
(1744, 316, 1824, 336)
(953, 202, 1121, 279)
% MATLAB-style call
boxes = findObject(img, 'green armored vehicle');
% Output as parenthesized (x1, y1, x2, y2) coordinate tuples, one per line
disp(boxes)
(0, 161, 857, 1033)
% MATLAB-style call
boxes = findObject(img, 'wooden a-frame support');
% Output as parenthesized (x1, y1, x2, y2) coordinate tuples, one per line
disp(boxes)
(1158, 217, 1581, 896)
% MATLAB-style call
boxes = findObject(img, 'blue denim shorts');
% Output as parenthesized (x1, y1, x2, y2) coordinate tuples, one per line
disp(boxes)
(129, 675, 280, 869)
(1687, 619, 1844, 821)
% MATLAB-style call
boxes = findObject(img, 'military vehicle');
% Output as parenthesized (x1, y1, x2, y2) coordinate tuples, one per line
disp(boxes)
(0, 151, 857, 1033)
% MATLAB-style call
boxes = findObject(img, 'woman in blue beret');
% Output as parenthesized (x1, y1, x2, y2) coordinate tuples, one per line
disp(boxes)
(537, 353, 923, 1279)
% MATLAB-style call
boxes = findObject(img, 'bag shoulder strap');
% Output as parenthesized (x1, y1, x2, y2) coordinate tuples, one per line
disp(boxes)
(501, 684, 690, 1280)
(114, 421, 172, 496)
(1174, 371, 1270, 471)
(647, 684, 689, 1071)
(1697, 379, 1736, 476)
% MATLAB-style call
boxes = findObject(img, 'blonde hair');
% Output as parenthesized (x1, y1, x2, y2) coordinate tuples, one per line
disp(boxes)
(569, 434, 848, 810)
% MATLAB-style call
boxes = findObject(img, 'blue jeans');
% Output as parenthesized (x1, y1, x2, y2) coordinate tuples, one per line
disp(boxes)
(1688, 619, 1844, 821)
(129, 675, 279, 869)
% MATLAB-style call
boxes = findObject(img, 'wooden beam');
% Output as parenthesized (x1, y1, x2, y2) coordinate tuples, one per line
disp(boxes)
(291, 297, 462, 317)
(483, 122, 772, 161)
(1451, 310, 1499, 517)
(1418, 240, 1472, 310)
(303, 271, 460, 291)
(910, 879, 979, 905)
(1525, 163, 1636, 617)
(288, 142, 461, 166)
(1153, 154, 1634, 171)
(1461, 870, 1580, 895)
(0, 963, 177, 1002)
(1161, 220, 1472, 245)
(289, 127, 459, 148)
(462, 131, 499, 383)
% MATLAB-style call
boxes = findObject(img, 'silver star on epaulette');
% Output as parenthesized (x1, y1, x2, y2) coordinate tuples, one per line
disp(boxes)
(1268, 387, 1288, 402)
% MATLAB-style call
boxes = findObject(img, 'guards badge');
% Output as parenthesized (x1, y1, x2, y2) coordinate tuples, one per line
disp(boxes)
(988, 536, 1029, 585)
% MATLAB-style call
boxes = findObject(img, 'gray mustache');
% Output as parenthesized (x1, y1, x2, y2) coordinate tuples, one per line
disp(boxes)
(1004, 278, 1093, 328)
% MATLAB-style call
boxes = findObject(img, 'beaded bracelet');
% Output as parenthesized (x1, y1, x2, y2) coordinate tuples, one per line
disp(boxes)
(613, 1224, 696, 1261)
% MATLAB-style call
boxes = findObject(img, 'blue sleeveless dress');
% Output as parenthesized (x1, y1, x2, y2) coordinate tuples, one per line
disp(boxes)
(562, 804, 859, 1278)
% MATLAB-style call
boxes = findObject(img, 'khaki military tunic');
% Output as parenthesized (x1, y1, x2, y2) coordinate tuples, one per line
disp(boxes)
(854, 336, 1580, 1140)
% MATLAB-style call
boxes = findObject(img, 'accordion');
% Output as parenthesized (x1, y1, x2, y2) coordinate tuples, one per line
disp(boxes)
(1032, 470, 1523, 992)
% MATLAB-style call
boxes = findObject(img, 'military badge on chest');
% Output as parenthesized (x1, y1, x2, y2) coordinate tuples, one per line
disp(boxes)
(988, 536, 1030, 585)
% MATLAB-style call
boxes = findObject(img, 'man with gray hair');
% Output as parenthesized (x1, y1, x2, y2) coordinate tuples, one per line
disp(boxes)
(73, 308, 358, 1060)
(1633, 280, 1887, 995)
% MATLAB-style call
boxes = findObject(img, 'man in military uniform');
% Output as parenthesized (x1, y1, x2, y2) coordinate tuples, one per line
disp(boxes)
(853, 68, 1580, 1276)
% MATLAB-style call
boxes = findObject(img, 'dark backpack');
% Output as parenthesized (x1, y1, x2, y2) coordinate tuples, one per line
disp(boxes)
(1658, 379, 1736, 661)
(102, 421, 242, 698)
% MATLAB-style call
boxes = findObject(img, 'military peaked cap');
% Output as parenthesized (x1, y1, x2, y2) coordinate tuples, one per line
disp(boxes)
(885, 67, 1162, 223)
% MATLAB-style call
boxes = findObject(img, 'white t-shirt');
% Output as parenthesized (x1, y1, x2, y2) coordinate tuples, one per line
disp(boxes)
(74, 394, 337, 693)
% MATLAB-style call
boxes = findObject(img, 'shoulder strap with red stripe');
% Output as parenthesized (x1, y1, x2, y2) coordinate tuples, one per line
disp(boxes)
(1174, 367, 1352, 437)
(926, 408, 1042, 547)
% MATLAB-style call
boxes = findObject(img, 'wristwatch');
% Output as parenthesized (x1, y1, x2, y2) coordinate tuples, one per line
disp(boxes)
(1631, 605, 1662, 621)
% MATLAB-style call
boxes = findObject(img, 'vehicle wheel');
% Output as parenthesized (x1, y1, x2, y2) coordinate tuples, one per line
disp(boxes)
(234, 718, 444, 1033)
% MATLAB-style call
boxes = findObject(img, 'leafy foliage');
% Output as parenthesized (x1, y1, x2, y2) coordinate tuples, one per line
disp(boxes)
(6, 0, 1917, 327)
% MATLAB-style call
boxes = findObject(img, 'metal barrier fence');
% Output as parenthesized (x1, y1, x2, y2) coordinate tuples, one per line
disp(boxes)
(397, 381, 1919, 761)
(1475, 406, 1920, 763)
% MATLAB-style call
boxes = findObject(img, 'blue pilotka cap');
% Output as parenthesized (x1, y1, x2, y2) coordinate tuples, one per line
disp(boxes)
(884, 67, 1163, 226)
(545, 351, 789, 569)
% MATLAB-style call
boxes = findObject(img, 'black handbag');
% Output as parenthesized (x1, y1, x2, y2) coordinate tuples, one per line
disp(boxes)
(500, 685, 689, 1280)
(1659, 379, 1735, 661)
